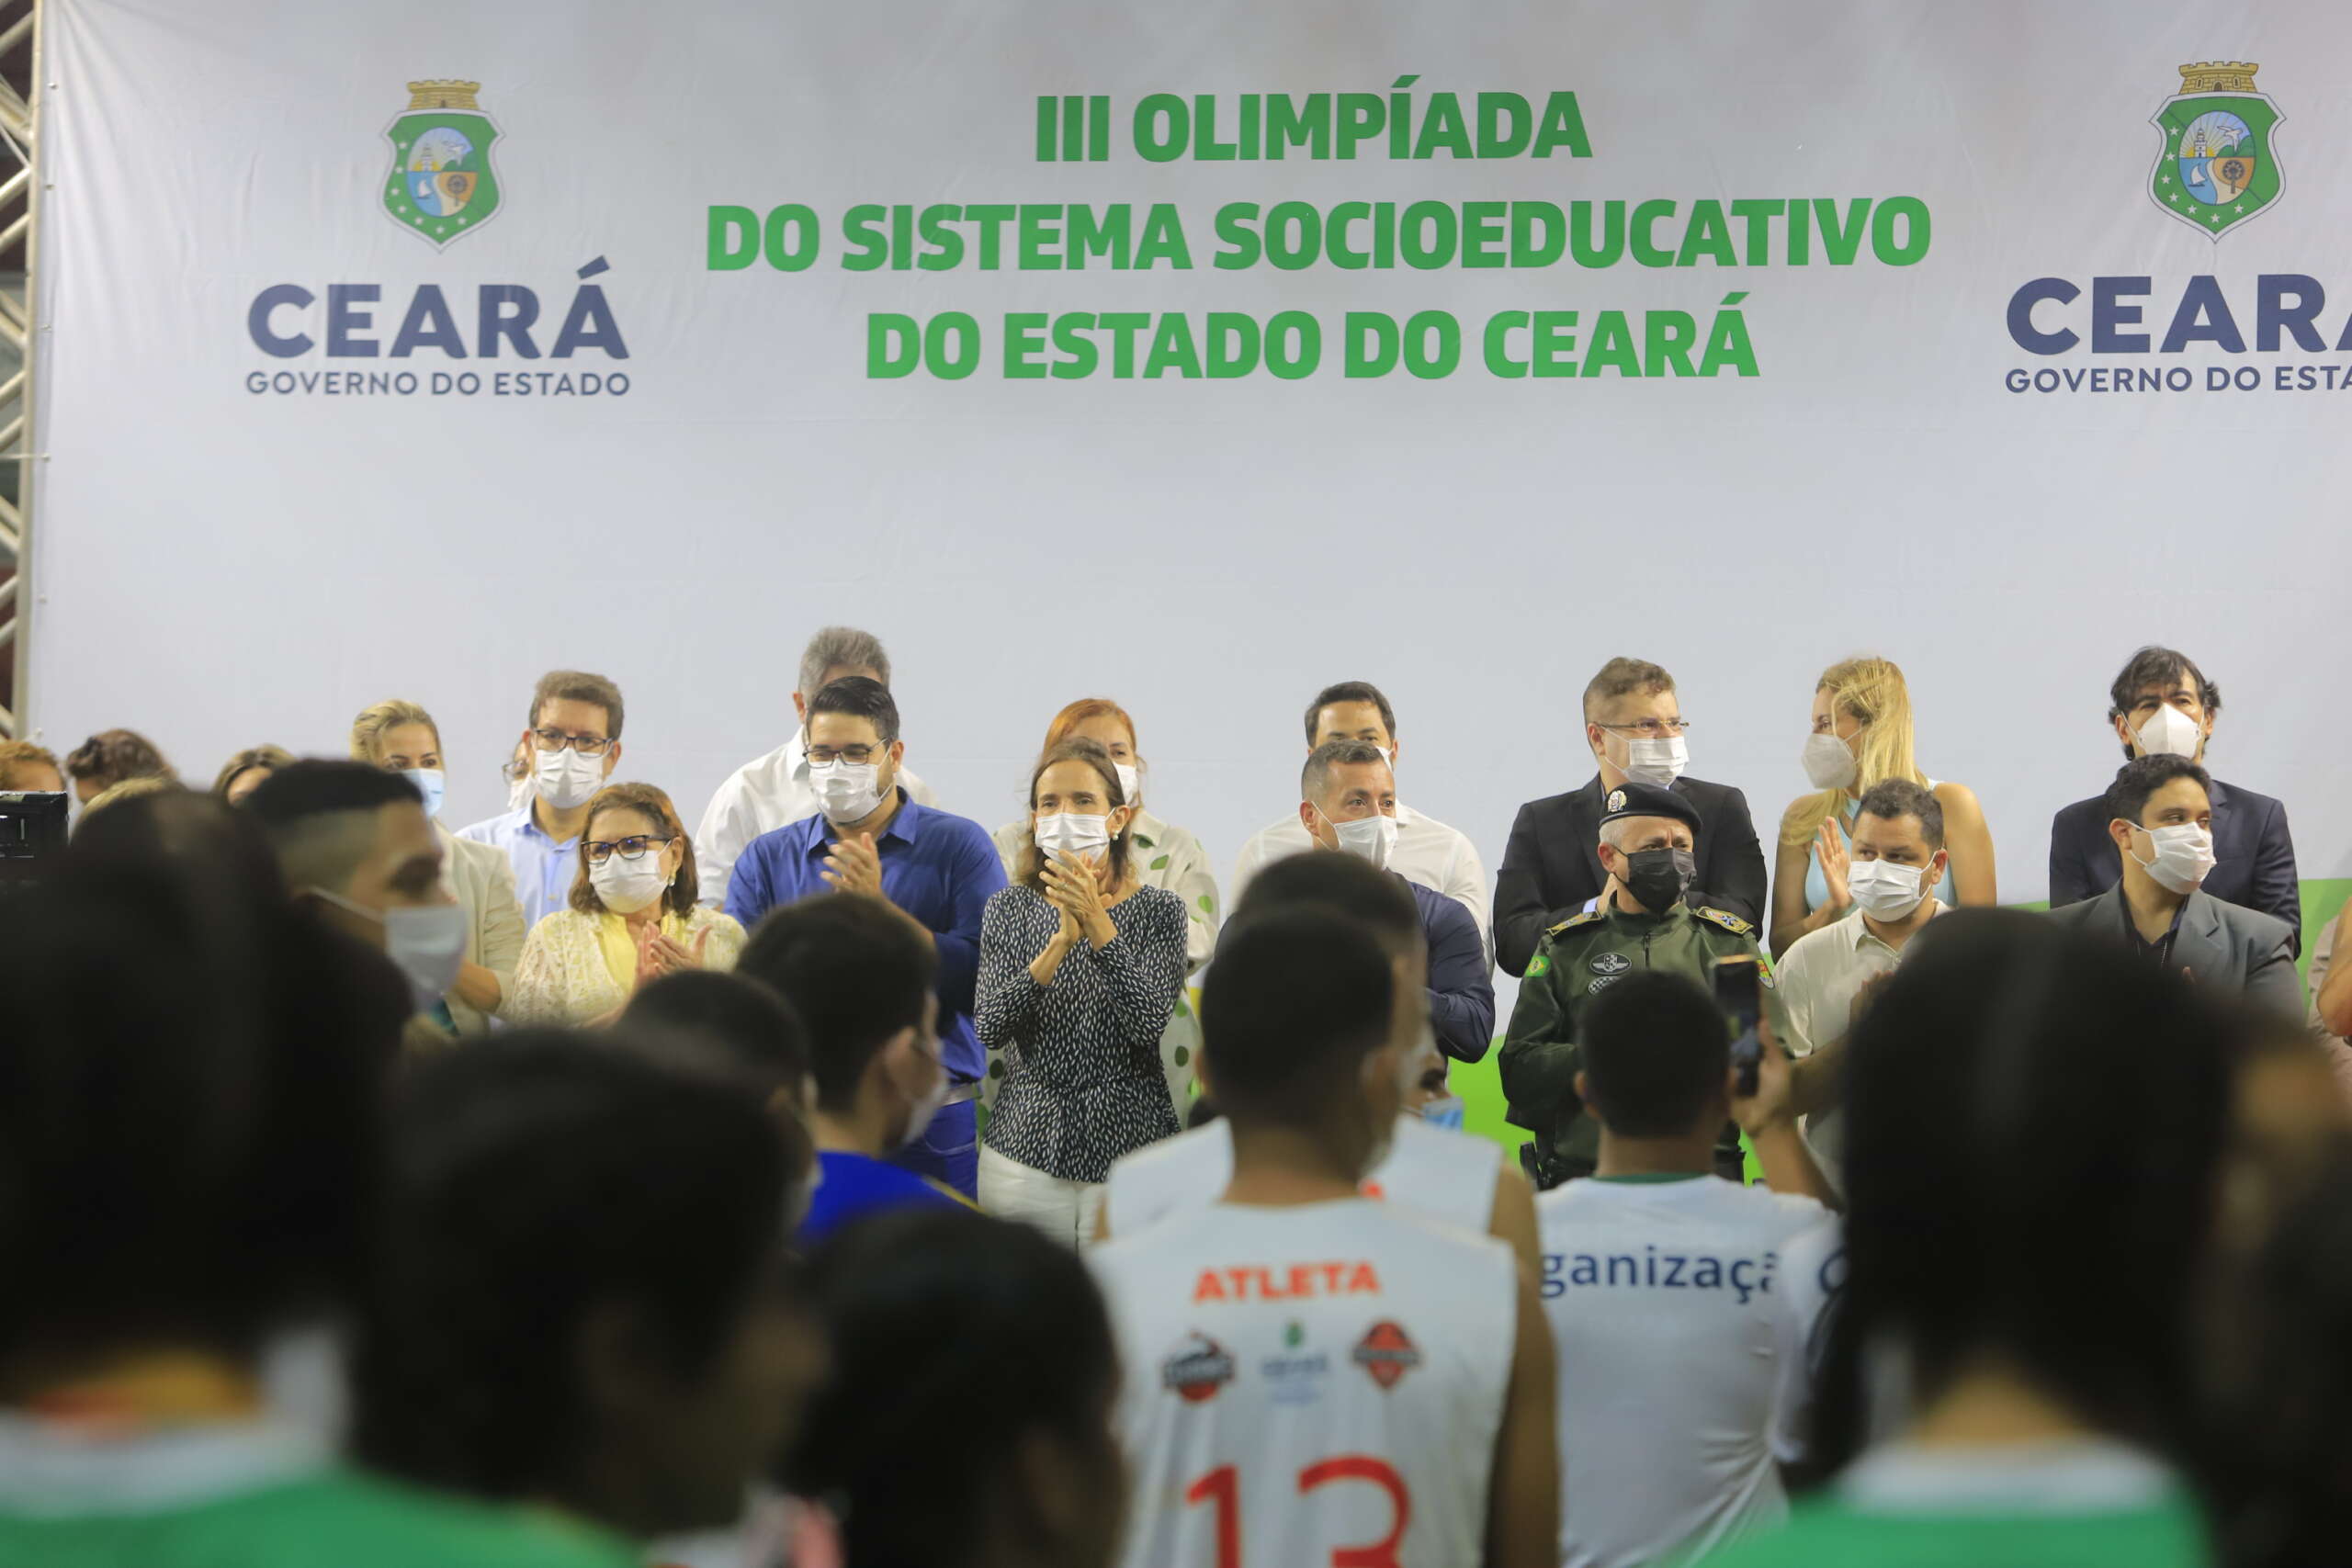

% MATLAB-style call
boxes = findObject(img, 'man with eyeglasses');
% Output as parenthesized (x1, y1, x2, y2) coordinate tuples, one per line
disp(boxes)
(1493, 658, 1767, 978)
(694, 626, 939, 906)
(458, 670, 628, 930)
(723, 676, 1005, 1198)
(2047, 645, 2301, 944)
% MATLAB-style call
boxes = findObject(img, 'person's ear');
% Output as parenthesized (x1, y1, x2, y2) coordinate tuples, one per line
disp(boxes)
(2113, 713, 2138, 754)
(1297, 799, 1319, 839)
(1586, 721, 1608, 761)
(887, 739, 907, 771)
(1573, 1069, 1591, 1106)
(867, 1024, 919, 1096)
(2108, 818, 2136, 855)
(603, 740, 622, 776)
(792, 691, 810, 726)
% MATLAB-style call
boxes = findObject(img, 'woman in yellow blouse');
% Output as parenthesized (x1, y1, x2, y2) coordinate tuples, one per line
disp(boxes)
(511, 782, 745, 1026)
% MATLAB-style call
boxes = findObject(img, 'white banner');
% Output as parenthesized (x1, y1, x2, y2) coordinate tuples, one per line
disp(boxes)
(28, 0, 2352, 919)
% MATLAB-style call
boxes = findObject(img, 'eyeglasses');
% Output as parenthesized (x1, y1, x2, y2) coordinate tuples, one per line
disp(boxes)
(807, 744, 887, 765)
(585, 834, 674, 864)
(1597, 718, 1692, 739)
(535, 728, 615, 756)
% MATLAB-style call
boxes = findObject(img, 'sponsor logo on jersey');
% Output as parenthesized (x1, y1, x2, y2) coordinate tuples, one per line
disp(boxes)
(1351, 1321, 1422, 1390)
(1590, 952, 1630, 976)
(1261, 1322, 1331, 1406)
(1160, 1332, 1237, 1404)
(1192, 1260, 1382, 1304)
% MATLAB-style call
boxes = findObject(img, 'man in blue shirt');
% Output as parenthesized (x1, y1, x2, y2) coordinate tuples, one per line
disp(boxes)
(458, 670, 627, 930)
(725, 677, 1005, 1196)
(1296, 739, 1496, 1062)
(736, 892, 969, 1243)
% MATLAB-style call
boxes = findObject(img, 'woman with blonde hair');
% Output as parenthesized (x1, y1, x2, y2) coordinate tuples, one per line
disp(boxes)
(349, 698, 526, 1035)
(212, 744, 293, 806)
(1770, 656, 1996, 956)
(991, 698, 1218, 1112)
(509, 782, 745, 1027)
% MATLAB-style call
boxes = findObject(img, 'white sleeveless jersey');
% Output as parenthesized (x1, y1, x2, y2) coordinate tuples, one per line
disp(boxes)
(1538, 1177, 1837, 1568)
(1103, 1115, 1501, 1239)
(1092, 1198, 1516, 1568)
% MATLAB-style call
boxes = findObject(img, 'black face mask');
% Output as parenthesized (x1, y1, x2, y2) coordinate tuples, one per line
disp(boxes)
(1621, 846, 1696, 912)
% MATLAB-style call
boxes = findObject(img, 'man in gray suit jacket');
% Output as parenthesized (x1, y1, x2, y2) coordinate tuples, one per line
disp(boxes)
(2045, 754, 2301, 1018)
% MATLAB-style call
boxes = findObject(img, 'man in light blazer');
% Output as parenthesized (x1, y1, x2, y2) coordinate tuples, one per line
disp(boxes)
(2045, 754, 2300, 1018)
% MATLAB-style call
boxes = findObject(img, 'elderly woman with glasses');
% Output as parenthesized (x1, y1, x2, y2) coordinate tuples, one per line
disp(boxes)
(508, 782, 746, 1027)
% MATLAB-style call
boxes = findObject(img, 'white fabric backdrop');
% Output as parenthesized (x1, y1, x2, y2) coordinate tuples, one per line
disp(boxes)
(28, 1, 2352, 940)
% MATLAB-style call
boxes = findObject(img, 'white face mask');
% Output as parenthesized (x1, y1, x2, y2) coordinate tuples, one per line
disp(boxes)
(311, 887, 467, 1013)
(1611, 731, 1688, 787)
(1846, 857, 1932, 921)
(400, 767, 446, 822)
(504, 761, 535, 814)
(1802, 729, 1860, 791)
(590, 849, 673, 915)
(2125, 820, 2217, 896)
(810, 759, 888, 823)
(534, 746, 605, 811)
(1035, 811, 1113, 862)
(2134, 705, 2202, 759)
(1114, 761, 1141, 807)
(1319, 807, 1397, 870)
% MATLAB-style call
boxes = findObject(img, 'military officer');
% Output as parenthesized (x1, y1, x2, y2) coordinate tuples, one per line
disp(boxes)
(1500, 779, 1782, 1189)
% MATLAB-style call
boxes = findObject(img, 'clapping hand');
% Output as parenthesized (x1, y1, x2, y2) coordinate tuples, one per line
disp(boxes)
(632, 924, 710, 989)
(821, 832, 887, 898)
(1041, 851, 1114, 948)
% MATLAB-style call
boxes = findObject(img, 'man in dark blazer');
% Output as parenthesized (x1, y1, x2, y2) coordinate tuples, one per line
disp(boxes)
(2046, 754, 2301, 1017)
(2048, 646, 2299, 945)
(1493, 657, 1766, 977)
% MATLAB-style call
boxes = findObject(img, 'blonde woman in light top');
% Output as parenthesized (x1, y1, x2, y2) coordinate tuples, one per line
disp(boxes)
(991, 698, 1219, 1111)
(511, 782, 745, 1026)
(1770, 656, 1996, 957)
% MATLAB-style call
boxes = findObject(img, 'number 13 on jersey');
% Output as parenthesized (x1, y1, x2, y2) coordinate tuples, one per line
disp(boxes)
(1185, 1456, 1410, 1568)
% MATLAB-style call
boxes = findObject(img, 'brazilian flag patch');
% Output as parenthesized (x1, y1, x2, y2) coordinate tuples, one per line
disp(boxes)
(1526, 953, 1551, 977)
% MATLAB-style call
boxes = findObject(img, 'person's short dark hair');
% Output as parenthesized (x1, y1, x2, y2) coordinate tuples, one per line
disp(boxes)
(784, 1207, 1119, 1568)
(2109, 645, 2220, 727)
(1581, 658, 1677, 723)
(737, 893, 936, 1115)
(2105, 754, 2211, 828)
(1580, 971, 1729, 1139)
(1855, 778, 1945, 852)
(243, 757, 422, 827)
(622, 969, 811, 1104)
(1201, 906, 1394, 1126)
(1231, 846, 1419, 958)
(62, 728, 174, 790)
(1302, 681, 1396, 746)
(808, 675, 900, 746)
(1300, 737, 1389, 810)
(0, 738, 62, 790)
(356, 1032, 793, 1506)
(0, 822, 395, 1365)
(1809, 908, 2233, 1474)
(528, 669, 626, 741)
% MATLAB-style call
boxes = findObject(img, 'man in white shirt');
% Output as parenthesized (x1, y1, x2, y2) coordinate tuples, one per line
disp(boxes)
(1539, 968, 1838, 1568)
(1774, 779, 1951, 1182)
(1091, 905, 1558, 1568)
(1099, 848, 1539, 1275)
(1229, 680, 1489, 945)
(694, 626, 937, 903)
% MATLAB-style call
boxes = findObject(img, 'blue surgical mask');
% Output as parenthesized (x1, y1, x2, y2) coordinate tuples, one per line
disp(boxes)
(400, 768, 446, 822)
(1420, 1096, 1467, 1133)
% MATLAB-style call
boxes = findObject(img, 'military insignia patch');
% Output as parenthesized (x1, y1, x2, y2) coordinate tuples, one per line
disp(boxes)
(1526, 953, 1551, 977)
(1606, 788, 1627, 813)
(1590, 952, 1630, 976)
